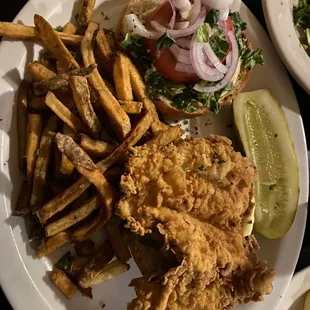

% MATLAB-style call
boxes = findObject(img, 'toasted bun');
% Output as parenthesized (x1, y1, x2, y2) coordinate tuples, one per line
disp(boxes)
(116, 0, 252, 120)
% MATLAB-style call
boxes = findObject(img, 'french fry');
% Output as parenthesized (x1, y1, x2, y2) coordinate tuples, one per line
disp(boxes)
(94, 28, 114, 75)
(51, 268, 78, 299)
(60, 124, 75, 176)
(113, 53, 133, 101)
(28, 96, 50, 111)
(27, 61, 56, 82)
(26, 114, 43, 180)
(30, 115, 59, 209)
(37, 230, 71, 257)
(74, 239, 95, 256)
(45, 91, 89, 134)
(79, 259, 129, 288)
(17, 81, 31, 171)
(127, 59, 168, 134)
(12, 181, 32, 216)
(146, 125, 184, 147)
(81, 22, 131, 140)
(69, 76, 102, 139)
(34, 65, 97, 96)
(45, 196, 100, 237)
(0, 22, 83, 45)
(55, 133, 117, 219)
(107, 217, 131, 263)
(77, 0, 96, 32)
(71, 211, 102, 242)
(34, 14, 80, 70)
(37, 112, 153, 224)
(63, 22, 77, 35)
(119, 100, 143, 115)
(78, 240, 114, 287)
(80, 134, 115, 158)
(69, 256, 89, 272)
(56, 61, 66, 75)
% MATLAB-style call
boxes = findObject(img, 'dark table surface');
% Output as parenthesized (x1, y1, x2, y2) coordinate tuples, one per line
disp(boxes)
(0, 0, 309, 309)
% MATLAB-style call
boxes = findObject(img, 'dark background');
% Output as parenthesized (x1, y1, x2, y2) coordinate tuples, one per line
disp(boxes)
(0, 0, 309, 309)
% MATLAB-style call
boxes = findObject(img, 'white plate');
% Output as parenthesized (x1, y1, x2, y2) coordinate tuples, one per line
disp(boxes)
(0, 1, 308, 310)
(263, 0, 310, 95)
(277, 266, 310, 309)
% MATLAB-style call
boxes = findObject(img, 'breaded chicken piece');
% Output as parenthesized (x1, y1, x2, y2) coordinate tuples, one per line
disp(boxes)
(116, 136, 274, 310)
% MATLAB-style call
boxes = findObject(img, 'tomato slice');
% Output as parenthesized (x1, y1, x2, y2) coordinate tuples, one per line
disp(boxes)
(144, 2, 234, 84)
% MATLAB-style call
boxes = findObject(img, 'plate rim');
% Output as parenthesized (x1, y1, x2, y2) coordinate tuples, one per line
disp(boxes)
(0, 1, 308, 310)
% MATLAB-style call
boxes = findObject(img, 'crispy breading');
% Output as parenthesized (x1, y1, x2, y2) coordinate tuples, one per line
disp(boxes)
(117, 136, 274, 310)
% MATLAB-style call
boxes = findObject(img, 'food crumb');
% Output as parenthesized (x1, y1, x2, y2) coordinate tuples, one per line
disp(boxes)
(194, 126, 198, 130)
(274, 133, 278, 138)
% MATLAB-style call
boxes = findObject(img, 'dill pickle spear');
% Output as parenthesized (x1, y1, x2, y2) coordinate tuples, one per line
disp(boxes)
(233, 89, 299, 239)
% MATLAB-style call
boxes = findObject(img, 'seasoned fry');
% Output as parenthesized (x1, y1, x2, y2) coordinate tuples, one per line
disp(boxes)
(127, 59, 167, 134)
(77, 0, 96, 32)
(27, 61, 56, 82)
(146, 125, 184, 147)
(56, 61, 66, 75)
(81, 22, 131, 140)
(113, 53, 133, 101)
(79, 259, 129, 288)
(28, 96, 49, 111)
(0, 22, 83, 45)
(17, 81, 31, 171)
(55, 133, 117, 217)
(78, 240, 114, 287)
(69, 76, 102, 139)
(34, 15, 79, 70)
(37, 230, 71, 257)
(107, 218, 131, 263)
(119, 100, 143, 114)
(45, 91, 89, 134)
(34, 65, 97, 96)
(26, 114, 43, 180)
(37, 112, 153, 224)
(71, 211, 102, 242)
(30, 115, 59, 208)
(60, 124, 75, 176)
(12, 181, 32, 216)
(80, 134, 115, 157)
(74, 239, 95, 257)
(45, 196, 100, 237)
(63, 22, 77, 35)
(69, 256, 89, 272)
(51, 268, 78, 299)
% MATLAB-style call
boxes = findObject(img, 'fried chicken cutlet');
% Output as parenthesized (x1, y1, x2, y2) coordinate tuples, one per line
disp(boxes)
(116, 135, 275, 310)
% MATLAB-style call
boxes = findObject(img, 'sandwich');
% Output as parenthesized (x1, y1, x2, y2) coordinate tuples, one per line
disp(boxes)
(116, 0, 264, 119)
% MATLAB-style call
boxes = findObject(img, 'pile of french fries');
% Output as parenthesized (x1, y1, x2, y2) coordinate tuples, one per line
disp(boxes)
(4, 0, 184, 300)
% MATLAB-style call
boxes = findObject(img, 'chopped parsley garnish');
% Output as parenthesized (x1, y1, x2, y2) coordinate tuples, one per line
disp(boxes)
(247, 220, 253, 224)
(205, 9, 220, 27)
(198, 164, 206, 171)
(269, 184, 277, 191)
(218, 160, 225, 164)
(156, 31, 176, 51)
(181, 165, 185, 170)
(55, 252, 71, 270)
(196, 23, 211, 43)
(55, 26, 63, 32)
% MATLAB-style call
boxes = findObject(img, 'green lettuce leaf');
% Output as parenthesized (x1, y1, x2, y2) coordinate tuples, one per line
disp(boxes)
(156, 31, 176, 51)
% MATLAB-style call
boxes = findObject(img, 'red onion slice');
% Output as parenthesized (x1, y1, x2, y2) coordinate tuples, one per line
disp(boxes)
(189, 0, 202, 25)
(175, 38, 191, 49)
(226, 52, 232, 67)
(126, 14, 161, 39)
(175, 21, 190, 29)
(175, 62, 196, 73)
(202, 43, 228, 74)
(170, 45, 192, 64)
(150, 7, 206, 38)
(172, 0, 192, 12)
(168, 0, 177, 29)
(190, 35, 224, 81)
(194, 31, 239, 93)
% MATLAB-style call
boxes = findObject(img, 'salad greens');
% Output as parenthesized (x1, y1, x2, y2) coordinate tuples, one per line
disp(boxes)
(156, 31, 176, 51)
(293, 0, 310, 55)
(121, 11, 264, 113)
(55, 252, 71, 270)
